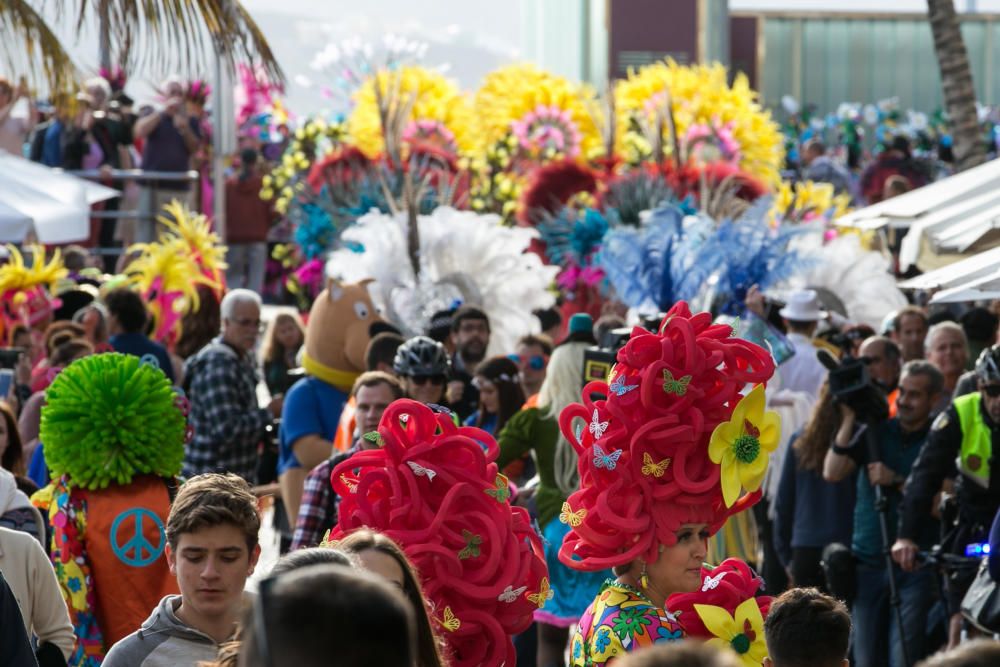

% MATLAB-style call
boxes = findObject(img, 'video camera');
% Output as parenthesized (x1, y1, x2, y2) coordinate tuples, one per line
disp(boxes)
(582, 315, 661, 390)
(816, 349, 889, 424)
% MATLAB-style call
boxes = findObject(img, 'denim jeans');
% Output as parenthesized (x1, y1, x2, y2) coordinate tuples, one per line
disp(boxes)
(852, 561, 936, 667)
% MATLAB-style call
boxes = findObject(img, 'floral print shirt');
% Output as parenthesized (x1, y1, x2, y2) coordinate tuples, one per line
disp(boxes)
(571, 579, 685, 666)
(32, 478, 105, 666)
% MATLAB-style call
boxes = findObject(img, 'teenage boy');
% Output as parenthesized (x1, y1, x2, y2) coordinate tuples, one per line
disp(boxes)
(763, 588, 851, 667)
(104, 473, 261, 666)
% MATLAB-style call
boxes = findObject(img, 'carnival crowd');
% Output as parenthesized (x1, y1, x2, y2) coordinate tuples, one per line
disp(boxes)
(3, 60, 1000, 667)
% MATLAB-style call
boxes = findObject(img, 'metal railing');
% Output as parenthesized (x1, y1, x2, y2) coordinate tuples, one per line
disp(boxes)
(62, 168, 203, 258)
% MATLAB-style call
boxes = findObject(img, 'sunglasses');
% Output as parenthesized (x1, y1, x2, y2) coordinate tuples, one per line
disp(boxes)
(508, 353, 548, 371)
(982, 384, 1000, 398)
(410, 375, 446, 386)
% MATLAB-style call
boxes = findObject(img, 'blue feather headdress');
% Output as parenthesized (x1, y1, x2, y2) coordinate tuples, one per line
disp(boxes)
(597, 198, 816, 315)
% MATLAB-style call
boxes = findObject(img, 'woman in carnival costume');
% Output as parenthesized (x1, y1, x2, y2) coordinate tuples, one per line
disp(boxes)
(325, 399, 548, 667)
(558, 301, 780, 665)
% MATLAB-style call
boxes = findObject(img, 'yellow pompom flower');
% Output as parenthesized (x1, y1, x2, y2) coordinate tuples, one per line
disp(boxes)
(708, 384, 781, 507)
(347, 65, 475, 158)
(474, 63, 602, 164)
(615, 59, 783, 186)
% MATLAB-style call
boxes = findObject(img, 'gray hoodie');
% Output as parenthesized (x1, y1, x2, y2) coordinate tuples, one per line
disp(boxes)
(102, 595, 221, 667)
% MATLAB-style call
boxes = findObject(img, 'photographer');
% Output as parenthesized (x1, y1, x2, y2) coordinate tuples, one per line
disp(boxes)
(824, 361, 944, 667)
(893, 345, 1000, 649)
(133, 76, 202, 243)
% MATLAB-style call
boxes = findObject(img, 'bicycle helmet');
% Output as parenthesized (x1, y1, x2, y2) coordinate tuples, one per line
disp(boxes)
(393, 336, 451, 377)
(975, 345, 1000, 383)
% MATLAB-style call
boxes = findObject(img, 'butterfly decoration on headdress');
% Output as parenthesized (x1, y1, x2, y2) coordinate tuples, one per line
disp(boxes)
(438, 606, 461, 632)
(339, 473, 359, 493)
(407, 460, 437, 481)
(609, 374, 639, 397)
(498, 585, 528, 603)
(589, 409, 609, 439)
(484, 474, 511, 503)
(662, 369, 692, 396)
(559, 501, 587, 527)
(593, 444, 623, 470)
(527, 577, 554, 608)
(640, 452, 672, 478)
(458, 529, 483, 560)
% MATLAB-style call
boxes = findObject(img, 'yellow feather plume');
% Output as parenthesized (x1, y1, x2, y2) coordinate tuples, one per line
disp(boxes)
(0, 245, 67, 298)
(156, 200, 228, 290)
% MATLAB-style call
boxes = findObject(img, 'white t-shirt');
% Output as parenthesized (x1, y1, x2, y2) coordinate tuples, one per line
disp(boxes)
(777, 332, 827, 399)
(0, 102, 31, 156)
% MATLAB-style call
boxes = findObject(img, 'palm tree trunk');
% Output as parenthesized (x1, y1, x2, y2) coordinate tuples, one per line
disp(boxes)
(927, 0, 988, 171)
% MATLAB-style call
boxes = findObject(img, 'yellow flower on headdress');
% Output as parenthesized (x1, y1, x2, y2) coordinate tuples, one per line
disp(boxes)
(347, 65, 475, 158)
(694, 598, 768, 667)
(614, 59, 783, 186)
(708, 384, 780, 507)
(473, 63, 602, 162)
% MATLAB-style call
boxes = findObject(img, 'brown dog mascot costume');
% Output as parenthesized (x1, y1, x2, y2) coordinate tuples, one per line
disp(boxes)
(278, 278, 385, 525)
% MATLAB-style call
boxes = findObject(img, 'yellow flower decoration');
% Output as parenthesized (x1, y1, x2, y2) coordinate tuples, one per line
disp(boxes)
(708, 384, 780, 507)
(473, 63, 602, 162)
(694, 598, 768, 667)
(614, 59, 783, 186)
(347, 65, 475, 158)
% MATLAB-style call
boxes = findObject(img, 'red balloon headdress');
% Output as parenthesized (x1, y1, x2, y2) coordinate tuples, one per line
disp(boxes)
(328, 399, 548, 667)
(557, 302, 779, 572)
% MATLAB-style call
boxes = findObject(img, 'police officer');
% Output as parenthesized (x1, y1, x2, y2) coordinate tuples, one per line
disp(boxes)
(892, 344, 1000, 647)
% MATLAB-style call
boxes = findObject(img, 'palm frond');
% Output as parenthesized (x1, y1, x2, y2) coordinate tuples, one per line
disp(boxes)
(68, 0, 284, 84)
(0, 0, 79, 95)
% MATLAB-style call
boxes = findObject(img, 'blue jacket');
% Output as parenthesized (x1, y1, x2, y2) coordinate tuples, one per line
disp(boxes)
(773, 439, 856, 567)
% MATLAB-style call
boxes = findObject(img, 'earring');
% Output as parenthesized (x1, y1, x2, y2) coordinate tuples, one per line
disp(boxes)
(639, 562, 650, 590)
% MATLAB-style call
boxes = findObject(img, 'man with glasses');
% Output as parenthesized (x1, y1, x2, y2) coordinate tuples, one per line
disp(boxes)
(893, 344, 1000, 649)
(510, 334, 552, 406)
(859, 336, 902, 415)
(183, 289, 282, 482)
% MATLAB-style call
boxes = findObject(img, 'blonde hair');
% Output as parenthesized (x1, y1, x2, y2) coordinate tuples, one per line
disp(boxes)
(261, 310, 306, 364)
(537, 342, 588, 496)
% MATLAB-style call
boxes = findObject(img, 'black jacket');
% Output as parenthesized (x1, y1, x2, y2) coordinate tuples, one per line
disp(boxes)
(1, 570, 37, 666)
(899, 398, 1000, 546)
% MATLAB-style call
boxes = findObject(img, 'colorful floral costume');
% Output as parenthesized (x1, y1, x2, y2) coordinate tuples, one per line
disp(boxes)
(572, 580, 684, 665)
(559, 302, 780, 665)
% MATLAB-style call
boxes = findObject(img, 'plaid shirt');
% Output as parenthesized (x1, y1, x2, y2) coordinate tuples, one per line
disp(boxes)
(182, 337, 271, 482)
(291, 446, 358, 550)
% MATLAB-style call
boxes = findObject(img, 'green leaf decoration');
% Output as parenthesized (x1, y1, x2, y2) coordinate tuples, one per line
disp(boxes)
(40, 353, 186, 490)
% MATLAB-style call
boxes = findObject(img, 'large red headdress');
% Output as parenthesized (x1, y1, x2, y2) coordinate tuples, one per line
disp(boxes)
(557, 302, 779, 572)
(328, 399, 548, 667)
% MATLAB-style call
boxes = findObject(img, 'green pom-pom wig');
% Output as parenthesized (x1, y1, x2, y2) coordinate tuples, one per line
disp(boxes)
(40, 352, 186, 490)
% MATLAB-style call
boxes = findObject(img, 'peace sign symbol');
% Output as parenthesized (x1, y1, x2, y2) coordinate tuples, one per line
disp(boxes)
(139, 353, 161, 369)
(110, 508, 166, 567)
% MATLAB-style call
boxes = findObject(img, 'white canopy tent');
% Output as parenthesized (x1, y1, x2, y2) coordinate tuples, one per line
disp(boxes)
(835, 158, 1000, 271)
(0, 151, 119, 243)
(898, 246, 1000, 304)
